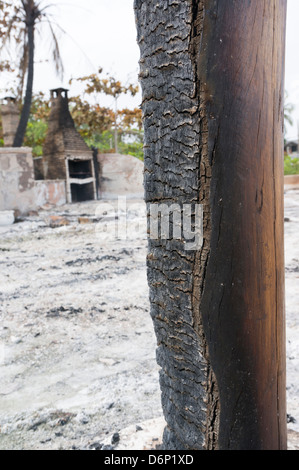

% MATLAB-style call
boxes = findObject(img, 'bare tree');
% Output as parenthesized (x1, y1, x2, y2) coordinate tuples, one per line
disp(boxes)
(135, 0, 288, 450)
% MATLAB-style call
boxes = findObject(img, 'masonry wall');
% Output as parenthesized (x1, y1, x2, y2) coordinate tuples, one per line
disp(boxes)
(0, 148, 36, 213)
(34, 180, 66, 207)
(284, 174, 299, 189)
(0, 148, 66, 213)
(98, 153, 144, 199)
(1, 98, 19, 147)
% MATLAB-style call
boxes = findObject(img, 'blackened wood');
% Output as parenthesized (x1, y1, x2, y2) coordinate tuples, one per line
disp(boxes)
(13, 22, 34, 147)
(135, 0, 287, 450)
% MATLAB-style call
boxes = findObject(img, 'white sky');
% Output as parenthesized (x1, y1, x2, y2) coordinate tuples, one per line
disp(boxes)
(32, 0, 141, 111)
(285, 0, 299, 140)
(1, 0, 299, 140)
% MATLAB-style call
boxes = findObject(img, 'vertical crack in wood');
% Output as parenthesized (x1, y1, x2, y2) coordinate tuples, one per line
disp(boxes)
(189, 0, 220, 450)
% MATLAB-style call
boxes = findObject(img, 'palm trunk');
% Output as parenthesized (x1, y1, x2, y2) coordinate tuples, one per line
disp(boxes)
(135, 0, 287, 450)
(13, 21, 34, 147)
(114, 97, 119, 153)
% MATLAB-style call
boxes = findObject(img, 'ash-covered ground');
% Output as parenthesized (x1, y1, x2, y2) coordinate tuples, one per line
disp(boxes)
(0, 191, 298, 450)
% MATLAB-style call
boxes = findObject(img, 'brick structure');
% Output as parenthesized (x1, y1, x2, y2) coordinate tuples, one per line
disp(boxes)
(42, 88, 96, 203)
(1, 97, 19, 147)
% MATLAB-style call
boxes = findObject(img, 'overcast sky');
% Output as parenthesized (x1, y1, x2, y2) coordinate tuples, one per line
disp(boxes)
(1, 0, 299, 140)
(285, 0, 299, 140)
(32, 0, 142, 111)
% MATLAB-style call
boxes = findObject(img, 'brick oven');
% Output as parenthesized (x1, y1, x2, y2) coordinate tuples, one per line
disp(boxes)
(42, 88, 97, 203)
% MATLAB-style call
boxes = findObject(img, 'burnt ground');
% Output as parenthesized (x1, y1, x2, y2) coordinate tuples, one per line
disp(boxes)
(0, 192, 298, 450)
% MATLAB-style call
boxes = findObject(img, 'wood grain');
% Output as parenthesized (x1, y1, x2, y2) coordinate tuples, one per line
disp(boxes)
(135, 0, 287, 450)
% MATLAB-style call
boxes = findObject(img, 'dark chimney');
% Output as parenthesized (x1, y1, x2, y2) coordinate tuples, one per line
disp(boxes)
(42, 88, 97, 202)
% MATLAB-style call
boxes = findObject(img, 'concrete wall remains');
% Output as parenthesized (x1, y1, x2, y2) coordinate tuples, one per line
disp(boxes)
(98, 153, 144, 199)
(284, 174, 299, 189)
(34, 180, 66, 207)
(0, 147, 36, 213)
(0, 148, 66, 213)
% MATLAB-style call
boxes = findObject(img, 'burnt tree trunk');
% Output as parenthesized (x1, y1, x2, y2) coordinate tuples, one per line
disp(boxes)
(135, 0, 287, 450)
(13, 19, 35, 147)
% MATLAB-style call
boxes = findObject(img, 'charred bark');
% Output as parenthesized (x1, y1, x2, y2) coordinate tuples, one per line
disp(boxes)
(135, 0, 287, 450)
(13, 20, 34, 148)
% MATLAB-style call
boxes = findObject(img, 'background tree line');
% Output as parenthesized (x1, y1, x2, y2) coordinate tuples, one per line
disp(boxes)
(0, 69, 144, 160)
(0, 1, 143, 159)
(0, 1, 297, 168)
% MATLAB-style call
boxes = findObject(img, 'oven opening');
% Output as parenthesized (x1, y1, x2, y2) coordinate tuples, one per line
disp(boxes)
(70, 182, 95, 202)
(69, 159, 92, 179)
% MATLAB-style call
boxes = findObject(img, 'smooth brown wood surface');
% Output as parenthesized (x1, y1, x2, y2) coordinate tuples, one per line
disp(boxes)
(199, 0, 287, 450)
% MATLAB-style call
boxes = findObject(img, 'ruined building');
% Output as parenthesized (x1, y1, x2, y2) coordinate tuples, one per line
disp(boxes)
(42, 88, 97, 203)
(0, 89, 144, 213)
(1, 97, 19, 147)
